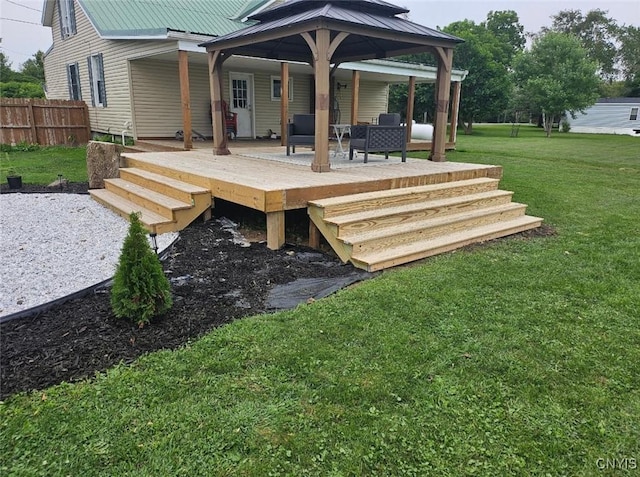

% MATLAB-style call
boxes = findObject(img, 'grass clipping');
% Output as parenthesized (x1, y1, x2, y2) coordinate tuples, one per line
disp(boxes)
(110, 212, 173, 327)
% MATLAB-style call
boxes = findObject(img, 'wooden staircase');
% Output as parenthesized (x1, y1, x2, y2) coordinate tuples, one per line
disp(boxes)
(90, 167, 212, 234)
(308, 178, 542, 272)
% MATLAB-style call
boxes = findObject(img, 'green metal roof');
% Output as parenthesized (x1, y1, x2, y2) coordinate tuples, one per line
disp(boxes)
(79, 0, 272, 38)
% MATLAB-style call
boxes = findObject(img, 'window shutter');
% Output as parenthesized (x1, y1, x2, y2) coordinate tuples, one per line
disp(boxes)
(57, 0, 65, 38)
(74, 63, 82, 100)
(66, 64, 73, 99)
(97, 54, 107, 107)
(87, 56, 95, 106)
(69, 0, 76, 35)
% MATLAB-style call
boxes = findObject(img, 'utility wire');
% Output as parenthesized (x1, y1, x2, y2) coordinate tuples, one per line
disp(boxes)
(0, 17, 42, 25)
(5, 0, 41, 13)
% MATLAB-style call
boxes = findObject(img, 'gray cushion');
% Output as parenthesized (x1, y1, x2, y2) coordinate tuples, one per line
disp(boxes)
(292, 114, 315, 135)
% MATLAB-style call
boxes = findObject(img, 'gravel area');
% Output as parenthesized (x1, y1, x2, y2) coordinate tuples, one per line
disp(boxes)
(0, 193, 177, 317)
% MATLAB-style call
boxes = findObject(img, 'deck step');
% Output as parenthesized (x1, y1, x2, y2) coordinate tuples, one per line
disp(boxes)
(104, 178, 192, 219)
(90, 188, 175, 234)
(119, 168, 210, 204)
(310, 177, 501, 218)
(91, 166, 213, 235)
(352, 215, 543, 272)
(308, 178, 543, 271)
(328, 190, 514, 236)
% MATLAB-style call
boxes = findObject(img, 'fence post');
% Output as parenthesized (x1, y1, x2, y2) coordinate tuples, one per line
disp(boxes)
(27, 99, 38, 144)
(83, 102, 91, 142)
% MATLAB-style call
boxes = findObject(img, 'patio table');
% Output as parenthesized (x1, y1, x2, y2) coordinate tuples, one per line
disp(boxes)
(331, 124, 351, 158)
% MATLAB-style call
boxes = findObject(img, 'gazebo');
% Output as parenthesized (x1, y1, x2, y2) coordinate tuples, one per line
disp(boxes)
(201, 0, 464, 172)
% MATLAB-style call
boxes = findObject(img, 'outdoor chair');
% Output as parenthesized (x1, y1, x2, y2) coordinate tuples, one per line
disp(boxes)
(287, 114, 315, 155)
(222, 100, 237, 139)
(349, 113, 407, 163)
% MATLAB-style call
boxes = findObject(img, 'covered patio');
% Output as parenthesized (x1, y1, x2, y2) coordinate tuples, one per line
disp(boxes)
(200, 0, 464, 170)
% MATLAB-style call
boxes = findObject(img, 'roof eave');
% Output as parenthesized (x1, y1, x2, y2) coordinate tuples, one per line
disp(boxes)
(41, 0, 55, 26)
(200, 17, 462, 52)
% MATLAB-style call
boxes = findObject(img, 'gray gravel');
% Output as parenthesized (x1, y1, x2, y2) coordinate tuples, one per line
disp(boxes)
(0, 194, 177, 317)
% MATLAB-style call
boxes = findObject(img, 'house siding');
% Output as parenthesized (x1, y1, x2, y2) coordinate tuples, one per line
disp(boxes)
(44, 0, 177, 137)
(569, 101, 640, 136)
(44, 1, 400, 140)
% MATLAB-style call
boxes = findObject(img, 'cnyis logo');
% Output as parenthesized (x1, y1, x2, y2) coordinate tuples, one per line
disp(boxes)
(596, 457, 637, 470)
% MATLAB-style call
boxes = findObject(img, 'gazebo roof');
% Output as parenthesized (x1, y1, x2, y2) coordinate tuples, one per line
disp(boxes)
(199, 0, 463, 64)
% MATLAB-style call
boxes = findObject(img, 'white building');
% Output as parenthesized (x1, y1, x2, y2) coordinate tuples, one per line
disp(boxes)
(569, 98, 640, 136)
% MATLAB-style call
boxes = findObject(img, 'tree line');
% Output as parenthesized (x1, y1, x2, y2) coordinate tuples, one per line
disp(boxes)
(0, 51, 46, 98)
(390, 9, 640, 137)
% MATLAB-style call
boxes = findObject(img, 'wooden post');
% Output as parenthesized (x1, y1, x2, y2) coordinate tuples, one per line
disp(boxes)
(178, 50, 193, 150)
(83, 102, 91, 143)
(311, 29, 331, 172)
(27, 99, 38, 144)
(350, 70, 360, 124)
(280, 62, 289, 146)
(430, 47, 453, 162)
(208, 50, 230, 155)
(406, 76, 415, 143)
(308, 220, 321, 249)
(449, 81, 462, 145)
(266, 210, 285, 250)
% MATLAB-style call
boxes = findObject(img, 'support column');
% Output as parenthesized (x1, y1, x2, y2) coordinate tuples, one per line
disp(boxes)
(430, 47, 453, 162)
(302, 29, 348, 172)
(178, 50, 192, 150)
(266, 211, 285, 250)
(350, 70, 360, 124)
(207, 50, 230, 155)
(312, 28, 331, 172)
(280, 62, 289, 146)
(308, 220, 321, 249)
(406, 76, 415, 143)
(449, 81, 462, 145)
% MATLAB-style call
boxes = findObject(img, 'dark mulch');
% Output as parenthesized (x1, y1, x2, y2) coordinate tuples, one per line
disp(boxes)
(0, 183, 366, 400)
(0, 183, 554, 400)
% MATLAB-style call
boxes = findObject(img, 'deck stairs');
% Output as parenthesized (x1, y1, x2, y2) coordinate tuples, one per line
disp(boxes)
(90, 167, 212, 235)
(308, 177, 542, 272)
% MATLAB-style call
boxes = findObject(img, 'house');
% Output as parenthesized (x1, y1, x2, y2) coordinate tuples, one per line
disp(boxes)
(41, 0, 467, 146)
(569, 98, 640, 136)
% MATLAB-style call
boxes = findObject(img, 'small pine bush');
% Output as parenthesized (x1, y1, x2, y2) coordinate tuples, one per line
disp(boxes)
(110, 212, 173, 327)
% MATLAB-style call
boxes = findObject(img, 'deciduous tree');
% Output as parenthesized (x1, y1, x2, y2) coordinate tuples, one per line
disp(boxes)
(546, 9, 620, 80)
(514, 32, 599, 137)
(444, 20, 512, 134)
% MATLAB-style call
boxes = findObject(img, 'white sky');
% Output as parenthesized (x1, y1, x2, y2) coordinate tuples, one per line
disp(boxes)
(1, 0, 639, 70)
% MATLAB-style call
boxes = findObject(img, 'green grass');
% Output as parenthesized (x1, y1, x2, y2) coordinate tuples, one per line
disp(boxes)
(2, 126, 639, 476)
(0, 146, 87, 184)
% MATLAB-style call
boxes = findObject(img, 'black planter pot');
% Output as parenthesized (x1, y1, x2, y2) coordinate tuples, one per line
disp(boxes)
(7, 176, 22, 190)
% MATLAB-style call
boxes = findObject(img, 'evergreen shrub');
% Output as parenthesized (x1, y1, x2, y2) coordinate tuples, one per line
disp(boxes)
(110, 212, 172, 326)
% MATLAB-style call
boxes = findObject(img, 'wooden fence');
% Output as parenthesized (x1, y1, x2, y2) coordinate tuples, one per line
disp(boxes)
(0, 98, 91, 146)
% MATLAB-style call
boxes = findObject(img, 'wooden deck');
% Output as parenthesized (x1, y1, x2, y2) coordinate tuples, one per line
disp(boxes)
(95, 144, 542, 270)
(117, 145, 505, 252)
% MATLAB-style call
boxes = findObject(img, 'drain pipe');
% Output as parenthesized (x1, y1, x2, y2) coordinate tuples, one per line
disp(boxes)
(122, 120, 132, 146)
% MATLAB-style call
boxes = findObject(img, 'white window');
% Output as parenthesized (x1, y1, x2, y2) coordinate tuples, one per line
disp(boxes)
(66, 63, 81, 100)
(87, 54, 107, 107)
(630, 107, 639, 121)
(271, 76, 293, 101)
(58, 0, 76, 39)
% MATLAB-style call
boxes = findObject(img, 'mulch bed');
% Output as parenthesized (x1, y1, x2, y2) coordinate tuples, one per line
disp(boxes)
(0, 182, 554, 400)
(0, 183, 365, 399)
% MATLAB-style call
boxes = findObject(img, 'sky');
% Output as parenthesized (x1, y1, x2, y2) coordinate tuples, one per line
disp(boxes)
(1, 0, 639, 70)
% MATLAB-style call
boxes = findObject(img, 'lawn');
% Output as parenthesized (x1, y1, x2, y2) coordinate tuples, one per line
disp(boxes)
(0, 145, 87, 184)
(2, 126, 639, 476)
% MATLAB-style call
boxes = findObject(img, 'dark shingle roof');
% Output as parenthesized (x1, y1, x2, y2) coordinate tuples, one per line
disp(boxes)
(200, 0, 463, 63)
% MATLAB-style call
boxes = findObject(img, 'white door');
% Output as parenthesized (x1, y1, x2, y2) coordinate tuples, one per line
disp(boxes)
(229, 72, 254, 138)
